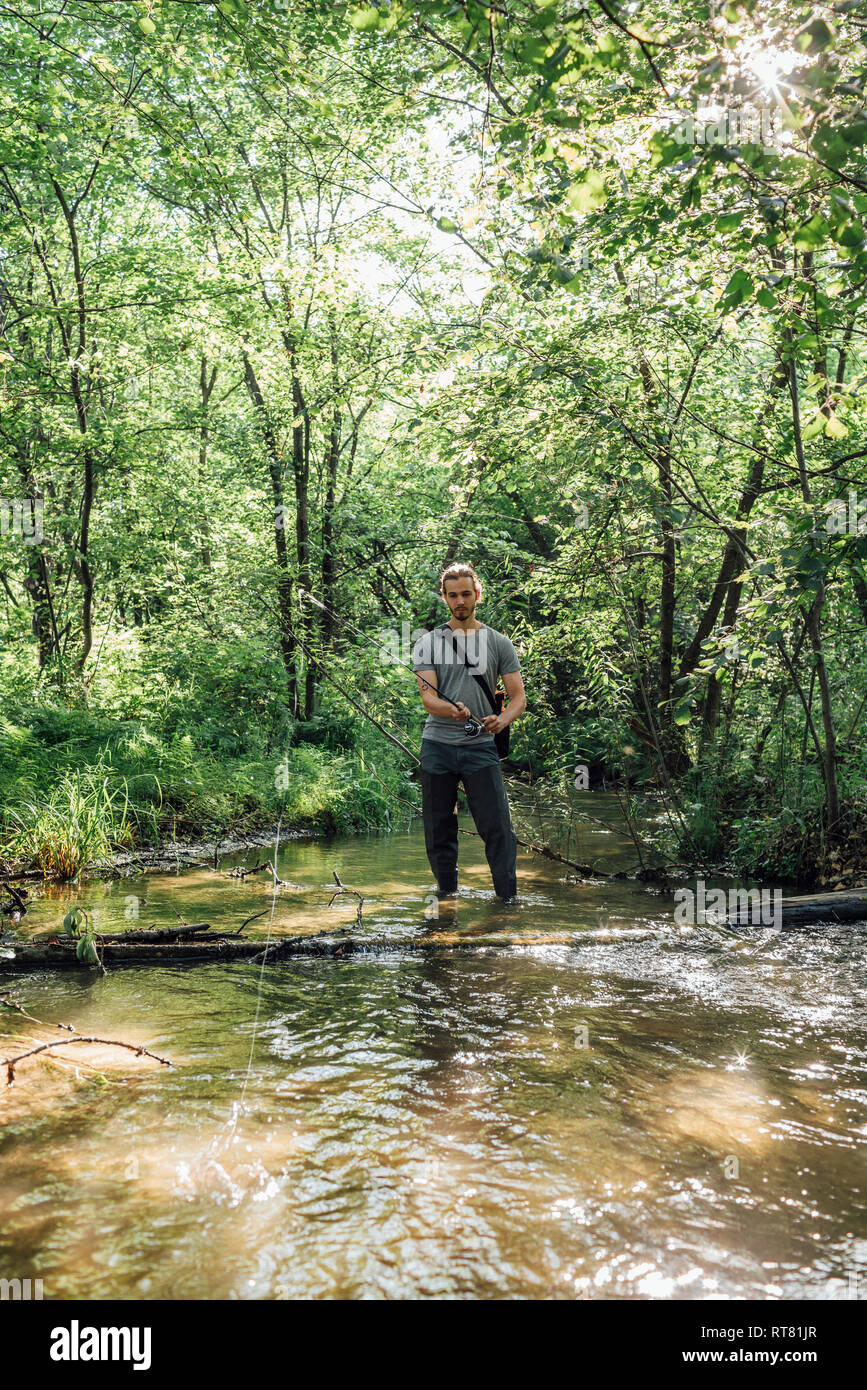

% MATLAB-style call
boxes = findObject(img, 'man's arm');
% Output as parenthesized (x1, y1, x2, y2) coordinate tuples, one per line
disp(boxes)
(415, 669, 471, 721)
(481, 669, 526, 735)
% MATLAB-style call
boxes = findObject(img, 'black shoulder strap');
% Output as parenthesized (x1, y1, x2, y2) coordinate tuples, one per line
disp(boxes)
(439, 624, 498, 713)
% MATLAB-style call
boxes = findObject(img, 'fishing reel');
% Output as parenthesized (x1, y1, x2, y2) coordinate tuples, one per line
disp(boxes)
(463, 716, 484, 738)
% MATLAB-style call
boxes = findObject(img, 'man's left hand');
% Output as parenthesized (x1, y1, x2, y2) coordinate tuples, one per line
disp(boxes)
(482, 714, 506, 734)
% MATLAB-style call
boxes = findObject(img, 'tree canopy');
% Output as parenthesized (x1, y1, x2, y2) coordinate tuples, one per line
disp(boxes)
(1, 0, 866, 883)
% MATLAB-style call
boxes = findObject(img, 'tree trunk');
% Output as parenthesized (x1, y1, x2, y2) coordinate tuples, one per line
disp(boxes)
(320, 314, 342, 651)
(786, 328, 841, 828)
(50, 178, 95, 675)
(241, 351, 298, 711)
(198, 354, 218, 570)
(679, 345, 789, 685)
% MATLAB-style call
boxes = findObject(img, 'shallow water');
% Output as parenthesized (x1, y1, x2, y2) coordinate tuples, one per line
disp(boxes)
(1, 795, 865, 1299)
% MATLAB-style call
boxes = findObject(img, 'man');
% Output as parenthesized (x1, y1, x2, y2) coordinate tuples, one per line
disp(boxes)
(412, 562, 526, 903)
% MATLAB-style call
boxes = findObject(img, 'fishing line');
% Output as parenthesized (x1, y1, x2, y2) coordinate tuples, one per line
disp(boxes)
(217, 801, 285, 1157)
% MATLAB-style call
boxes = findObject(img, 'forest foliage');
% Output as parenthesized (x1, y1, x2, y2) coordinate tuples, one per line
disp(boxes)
(1, 0, 866, 884)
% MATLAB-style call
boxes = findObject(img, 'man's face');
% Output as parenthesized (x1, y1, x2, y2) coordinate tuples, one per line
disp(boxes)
(443, 578, 479, 622)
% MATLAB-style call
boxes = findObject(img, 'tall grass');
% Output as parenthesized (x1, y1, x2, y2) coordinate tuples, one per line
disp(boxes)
(1, 764, 134, 879)
(0, 685, 418, 868)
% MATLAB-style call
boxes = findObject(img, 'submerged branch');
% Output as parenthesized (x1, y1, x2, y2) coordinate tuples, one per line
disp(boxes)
(329, 871, 364, 928)
(3, 1036, 173, 1086)
(1, 993, 173, 1086)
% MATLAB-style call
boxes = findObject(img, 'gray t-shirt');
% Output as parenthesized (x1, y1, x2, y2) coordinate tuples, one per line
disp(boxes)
(412, 623, 521, 745)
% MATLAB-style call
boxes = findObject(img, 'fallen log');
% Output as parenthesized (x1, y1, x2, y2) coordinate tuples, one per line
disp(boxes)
(0, 926, 577, 969)
(50, 921, 216, 944)
(1, 933, 449, 970)
(4, 887, 865, 972)
(726, 888, 867, 929)
(1, 937, 268, 969)
(27, 912, 267, 949)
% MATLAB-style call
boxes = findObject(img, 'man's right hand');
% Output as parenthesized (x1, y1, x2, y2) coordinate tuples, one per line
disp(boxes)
(451, 702, 471, 721)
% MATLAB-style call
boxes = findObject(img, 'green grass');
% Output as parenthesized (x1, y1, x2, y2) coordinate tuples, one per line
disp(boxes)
(0, 696, 419, 876)
(1, 763, 134, 879)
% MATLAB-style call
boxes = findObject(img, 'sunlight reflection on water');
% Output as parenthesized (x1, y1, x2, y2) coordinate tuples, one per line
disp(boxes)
(1, 799, 865, 1299)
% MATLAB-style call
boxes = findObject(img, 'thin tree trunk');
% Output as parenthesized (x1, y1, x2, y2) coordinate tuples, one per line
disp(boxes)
(198, 354, 218, 570)
(614, 261, 684, 770)
(786, 328, 841, 828)
(241, 351, 297, 711)
(320, 314, 342, 651)
(50, 178, 95, 673)
(282, 293, 312, 719)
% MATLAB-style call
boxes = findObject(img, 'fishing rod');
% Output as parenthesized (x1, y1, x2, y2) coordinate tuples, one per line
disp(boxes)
(287, 617, 421, 763)
(298, 588, 487, 737)
(295, 590, 618, 880)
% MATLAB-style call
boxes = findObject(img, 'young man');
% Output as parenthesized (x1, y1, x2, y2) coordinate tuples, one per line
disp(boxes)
(412, 562, 526, 903)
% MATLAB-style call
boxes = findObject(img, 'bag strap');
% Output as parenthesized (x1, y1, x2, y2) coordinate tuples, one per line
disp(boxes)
(438, 624, 499, 713)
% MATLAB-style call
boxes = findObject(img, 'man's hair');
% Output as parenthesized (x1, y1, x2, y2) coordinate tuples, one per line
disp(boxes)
(440, 562, 481, 595)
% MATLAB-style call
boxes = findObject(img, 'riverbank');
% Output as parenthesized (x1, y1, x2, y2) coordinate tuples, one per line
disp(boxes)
(1, 699, 863, 893)
(0, 822, 354, 893)
(4, 783, 864, 895)
(0, 697, 419, 884)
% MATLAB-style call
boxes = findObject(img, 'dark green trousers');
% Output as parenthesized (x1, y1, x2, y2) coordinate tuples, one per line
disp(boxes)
(419, 737, 517, 899)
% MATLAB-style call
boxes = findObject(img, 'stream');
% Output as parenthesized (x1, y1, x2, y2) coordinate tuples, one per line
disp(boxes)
(1, 794, 865, 1300)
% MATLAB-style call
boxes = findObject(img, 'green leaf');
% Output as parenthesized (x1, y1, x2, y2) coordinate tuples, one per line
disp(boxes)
(842, 120, 867, 148)
(793, 214, 829, 251)
(715, 211, 744, 233)
(649, 131, 693, 169)
(812, 127, 850, 171)
(520, 36, 552, 66)
(76, 935, 99, 966)
(138, 17, 156, 34)
(719, 268, 754, 311)
(350, 6, 382, 30)
(436, 215, 458, 233)
(796, 18, 835, 54)
(802, 412, 825, 441)
(566, 170, 606, 213)
(834, 219, 865, 249)
(824, 411, 848, 440)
